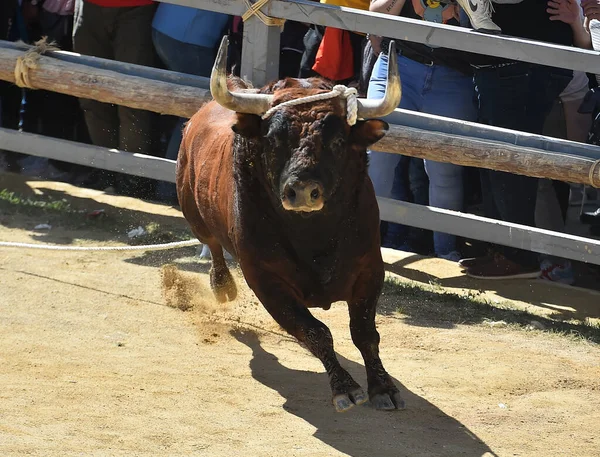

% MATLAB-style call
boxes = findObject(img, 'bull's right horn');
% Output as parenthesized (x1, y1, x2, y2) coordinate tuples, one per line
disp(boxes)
(356, 40, 402, 119)
(210, 36, 274, 115)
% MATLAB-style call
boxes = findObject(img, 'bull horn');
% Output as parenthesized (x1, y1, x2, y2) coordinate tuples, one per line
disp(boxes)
(356, 40, 402, 119)
(210, 36, 273, 115)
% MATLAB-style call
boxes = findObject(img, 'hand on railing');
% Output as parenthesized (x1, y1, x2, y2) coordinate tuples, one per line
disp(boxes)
(548, 0, 592, 49)
(547, 0, 583, 25)
(582, 0, 600, 21)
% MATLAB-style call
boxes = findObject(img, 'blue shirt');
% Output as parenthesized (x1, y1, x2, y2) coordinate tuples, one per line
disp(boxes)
(152, 4, 230, 49)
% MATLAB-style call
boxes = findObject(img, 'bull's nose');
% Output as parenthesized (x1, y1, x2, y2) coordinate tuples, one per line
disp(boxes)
(282, 180, 325, 212)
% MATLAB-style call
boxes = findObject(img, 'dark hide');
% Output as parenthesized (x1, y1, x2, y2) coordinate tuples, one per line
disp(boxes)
(176, 76, 403, 412)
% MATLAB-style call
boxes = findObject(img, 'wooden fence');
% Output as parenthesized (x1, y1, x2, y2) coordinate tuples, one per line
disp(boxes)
(1, 0, 600, 265)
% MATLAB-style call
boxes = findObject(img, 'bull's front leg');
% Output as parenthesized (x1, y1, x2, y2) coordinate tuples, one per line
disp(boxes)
(348, 267, 405, 410)
(247, 273, 367, 412)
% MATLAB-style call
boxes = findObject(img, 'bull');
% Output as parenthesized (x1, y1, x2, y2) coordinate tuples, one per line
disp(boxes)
(177, 37, 403, 412)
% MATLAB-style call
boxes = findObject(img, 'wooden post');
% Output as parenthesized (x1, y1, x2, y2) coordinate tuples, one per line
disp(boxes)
(240, 16, 281, 87)
(0, 46, 210, 119)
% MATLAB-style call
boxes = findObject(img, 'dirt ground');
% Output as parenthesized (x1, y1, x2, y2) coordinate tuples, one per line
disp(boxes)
(1, 176, 600, 457)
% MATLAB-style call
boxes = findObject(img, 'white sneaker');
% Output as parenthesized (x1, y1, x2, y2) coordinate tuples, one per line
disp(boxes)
(455, 0, 502, 34)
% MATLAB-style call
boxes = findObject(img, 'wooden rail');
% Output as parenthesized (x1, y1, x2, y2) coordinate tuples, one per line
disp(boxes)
(0, 46, 210, 118)
(1, 44, 598, 188)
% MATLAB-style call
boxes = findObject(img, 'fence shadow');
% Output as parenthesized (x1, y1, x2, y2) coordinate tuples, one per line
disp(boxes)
(0, 173, 189, 246)
(384, 256, 600, 322)
(231, 328, 497, 457)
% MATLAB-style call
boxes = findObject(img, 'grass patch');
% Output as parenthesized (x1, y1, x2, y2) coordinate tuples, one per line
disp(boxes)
(0, 188, 193, 243)
(380, 274, 600, 344)
(0, 188, 74, 213)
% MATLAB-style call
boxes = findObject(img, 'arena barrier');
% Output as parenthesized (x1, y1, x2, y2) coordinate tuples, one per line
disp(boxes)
(1, 0, 599, 265)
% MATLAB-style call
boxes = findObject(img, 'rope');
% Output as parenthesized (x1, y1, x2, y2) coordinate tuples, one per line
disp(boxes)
(262, 84, 359, 126)
(14, 37, 59, 89)
(589, 159, 600, 188)
(242, 0, 285, 27)
(0, 239, 201, 252)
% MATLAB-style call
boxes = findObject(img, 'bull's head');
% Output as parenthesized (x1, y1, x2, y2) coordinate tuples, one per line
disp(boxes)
(210, 36, 401, 214)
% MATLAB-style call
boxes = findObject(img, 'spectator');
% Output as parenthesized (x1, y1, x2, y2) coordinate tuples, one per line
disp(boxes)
(536, 0, 592, 284)
(299, 0, 369, 90)
(367, 0, 478, 261)
(459, 0, 574, 279)
(72, 0, 160, 198)
(37, 0, 91, 176)
(0, 0, 38, 173)
(151, 3, 231, 203)
(579, 4, 600, 235)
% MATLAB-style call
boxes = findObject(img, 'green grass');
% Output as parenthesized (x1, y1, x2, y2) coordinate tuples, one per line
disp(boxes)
(0, 189, 74, 213)
(0, 188, 192, 243)
(380, 274, 600, 344)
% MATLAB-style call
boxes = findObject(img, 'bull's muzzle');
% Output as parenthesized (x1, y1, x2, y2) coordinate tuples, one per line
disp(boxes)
(281, 179, 325, 212)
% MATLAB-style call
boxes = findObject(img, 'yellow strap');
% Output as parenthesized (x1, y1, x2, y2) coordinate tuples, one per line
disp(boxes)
(14, 37, 59, 89)
(242, 0, 285, 27)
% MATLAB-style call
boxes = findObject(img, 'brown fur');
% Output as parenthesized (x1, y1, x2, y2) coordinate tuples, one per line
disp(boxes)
(176, 76, 404, 411)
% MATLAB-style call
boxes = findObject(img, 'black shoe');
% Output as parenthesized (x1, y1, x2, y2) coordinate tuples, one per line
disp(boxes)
(591, 224, 600, 236)
(580, 208, 600, 225)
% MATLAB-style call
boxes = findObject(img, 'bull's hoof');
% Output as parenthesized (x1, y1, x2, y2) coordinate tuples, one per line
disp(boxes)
(210, 267, 237, 303)
(333, 387, 368, 412)
(370, 392, 405, 411)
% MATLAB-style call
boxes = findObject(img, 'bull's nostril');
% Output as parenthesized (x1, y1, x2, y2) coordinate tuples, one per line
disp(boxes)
(284, 184, 296, 201)
(310, 188, 320, 200)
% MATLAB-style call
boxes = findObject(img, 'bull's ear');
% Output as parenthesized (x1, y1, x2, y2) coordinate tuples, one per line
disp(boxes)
(232, 113, 262, 138)
(350, 120, 389, 148)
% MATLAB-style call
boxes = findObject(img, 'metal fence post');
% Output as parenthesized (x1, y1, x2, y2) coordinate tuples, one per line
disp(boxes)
(240, 16, 281, 87)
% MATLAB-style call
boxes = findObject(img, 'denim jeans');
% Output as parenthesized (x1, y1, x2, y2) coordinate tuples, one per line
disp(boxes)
(368, 53, 477, 256)
(152, 29, 216, 201)
(474, 63, 572, 266)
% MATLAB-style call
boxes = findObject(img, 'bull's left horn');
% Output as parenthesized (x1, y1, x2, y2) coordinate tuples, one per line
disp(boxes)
(356, 40, 402, 119)
(210, 36, 274, 115)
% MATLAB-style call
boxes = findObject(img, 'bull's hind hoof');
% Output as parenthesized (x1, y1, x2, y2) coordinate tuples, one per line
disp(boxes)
(333, 387, 368, 412)
(370, 392, 405, 411)
(210, 268, 237, 303)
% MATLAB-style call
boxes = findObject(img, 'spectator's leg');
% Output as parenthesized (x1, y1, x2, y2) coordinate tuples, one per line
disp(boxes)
(421, 64, 477, 258)
(152, 28, 216, 203)
(113, 5, 158, 156)
(465, 64, 572, 277)
(367, 53, 427, 251)
(73, 2, 118, 150)
(72, 2, 119, 189)
(112, 5, 159, 198)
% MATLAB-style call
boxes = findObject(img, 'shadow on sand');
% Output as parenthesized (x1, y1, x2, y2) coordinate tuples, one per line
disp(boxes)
(231, 328, 497, 457)
(385, 254, 600, 322)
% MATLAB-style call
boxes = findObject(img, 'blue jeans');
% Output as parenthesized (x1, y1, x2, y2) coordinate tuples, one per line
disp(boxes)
(152, 29, 216, 201)
(474, 63, 572, 266)
(368, 53, 477, 256)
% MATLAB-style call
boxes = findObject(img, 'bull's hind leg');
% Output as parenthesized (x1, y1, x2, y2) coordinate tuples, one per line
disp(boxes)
(348, 268, 404, 411)
(247, 275, 366, 412)
(207, 241, 237, 303)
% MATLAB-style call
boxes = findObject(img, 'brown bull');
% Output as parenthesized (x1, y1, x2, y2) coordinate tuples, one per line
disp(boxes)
(177, 37, 403, 412)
